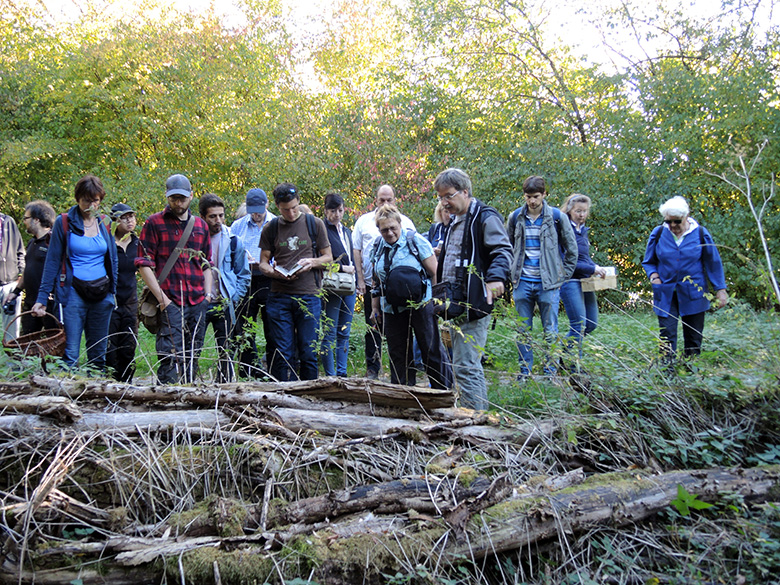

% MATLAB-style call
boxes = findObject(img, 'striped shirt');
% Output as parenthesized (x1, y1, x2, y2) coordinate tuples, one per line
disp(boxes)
(521, 214, 543, 281)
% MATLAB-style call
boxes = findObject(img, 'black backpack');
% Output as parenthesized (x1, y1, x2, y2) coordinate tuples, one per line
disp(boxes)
(372, 229, 427, 311)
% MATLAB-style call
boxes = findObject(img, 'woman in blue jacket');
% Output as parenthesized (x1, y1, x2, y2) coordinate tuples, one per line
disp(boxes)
(642, 196, 728, 362)
(33, 175, 118, 371)
(559, 194, 606, 360)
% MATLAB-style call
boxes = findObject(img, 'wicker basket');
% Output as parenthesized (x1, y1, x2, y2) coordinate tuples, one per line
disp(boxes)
(3, 311, 66, 358)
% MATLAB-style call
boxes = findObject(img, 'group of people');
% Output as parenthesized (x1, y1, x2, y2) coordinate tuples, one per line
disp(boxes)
(0, 168, 728, 411)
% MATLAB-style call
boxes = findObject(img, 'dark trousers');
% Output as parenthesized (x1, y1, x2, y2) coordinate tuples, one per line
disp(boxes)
(106, 301, 138, 382)
(657, 292, 706, 359)
(234, 272, 273, 378)
(383, 302, 452, 390)
(363, 293, 382, 374)
(205, 301, 235, 383)
(157, 301, 207, 384)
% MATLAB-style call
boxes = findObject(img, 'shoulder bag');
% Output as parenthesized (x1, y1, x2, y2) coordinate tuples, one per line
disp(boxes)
(138, 215, 196, 334)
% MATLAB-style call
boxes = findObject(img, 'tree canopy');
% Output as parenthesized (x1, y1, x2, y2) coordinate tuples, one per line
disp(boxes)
(1, 0, 778, 306)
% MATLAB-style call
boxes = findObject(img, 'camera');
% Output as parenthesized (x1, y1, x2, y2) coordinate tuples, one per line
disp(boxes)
(2, 300, 16, 315)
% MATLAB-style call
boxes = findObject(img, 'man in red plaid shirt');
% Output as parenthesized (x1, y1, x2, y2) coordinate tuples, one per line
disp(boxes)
(136, 174, 213, 384)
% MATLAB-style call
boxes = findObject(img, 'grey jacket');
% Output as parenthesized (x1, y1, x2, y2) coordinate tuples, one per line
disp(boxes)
(507, 202, 577, 290)
(0, 214, 25, 285)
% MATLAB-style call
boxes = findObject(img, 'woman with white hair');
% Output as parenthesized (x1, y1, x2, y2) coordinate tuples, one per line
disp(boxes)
(642, 195, 728, 366)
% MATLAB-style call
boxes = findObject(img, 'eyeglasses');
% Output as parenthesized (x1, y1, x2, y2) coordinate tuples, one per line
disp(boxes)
(664, 219, 683, 225)
(23, 216, 32, 221)
(379, 226, 399, 235)
(118, 215, 135, 222)
(437, 190, 461, 201)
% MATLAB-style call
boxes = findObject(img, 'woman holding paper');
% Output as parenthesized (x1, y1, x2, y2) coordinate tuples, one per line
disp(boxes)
(559, 194, 606, 361)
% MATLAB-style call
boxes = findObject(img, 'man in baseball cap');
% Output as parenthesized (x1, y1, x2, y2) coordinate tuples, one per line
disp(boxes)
(165, 174, 192, 198)
(136, 173, 213, 384)
(230, 187, 276, 378)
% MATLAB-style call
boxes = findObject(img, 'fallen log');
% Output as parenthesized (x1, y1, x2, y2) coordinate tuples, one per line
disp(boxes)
(0, 407, 547, 443)
(0, 410, 228, 434)
(26, 375, 456, 413)
(0, 393, 81, 422)
(447, 465, 780, 560)
(266, 474, 513, 528)
(2, 466, 777, 585)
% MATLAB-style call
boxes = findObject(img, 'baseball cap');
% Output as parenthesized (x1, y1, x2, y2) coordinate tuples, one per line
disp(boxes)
(110, 203, 135, 221)
(166, 174, 192, 197)
(246, 189, 267, 214)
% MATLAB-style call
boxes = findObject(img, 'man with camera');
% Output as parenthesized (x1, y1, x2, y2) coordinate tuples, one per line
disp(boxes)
(433, 168, 512, 411)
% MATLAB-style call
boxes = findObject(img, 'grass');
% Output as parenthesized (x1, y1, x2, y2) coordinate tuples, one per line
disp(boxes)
(8, 290, 774, 399)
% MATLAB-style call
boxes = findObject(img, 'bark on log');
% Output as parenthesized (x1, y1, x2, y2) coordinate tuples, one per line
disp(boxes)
(0, 562, 157, 585)
(0, 393, 81, 422)
(26, 375, 455, 412)
(446, 465, 780, 560)
(267, 474, 513, 528)
(0, 407, 545, 443)
(0, 410, 228, 434)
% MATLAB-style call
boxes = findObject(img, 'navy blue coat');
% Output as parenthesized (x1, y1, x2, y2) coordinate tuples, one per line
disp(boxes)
(570, 221, 597, 280)
(642, 222, 726, 317)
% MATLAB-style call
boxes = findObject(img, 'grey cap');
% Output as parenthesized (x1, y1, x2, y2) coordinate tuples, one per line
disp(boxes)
(110, 203, 135, 221)
(166, 174, 192, 197)
(246, 188, 267, 214)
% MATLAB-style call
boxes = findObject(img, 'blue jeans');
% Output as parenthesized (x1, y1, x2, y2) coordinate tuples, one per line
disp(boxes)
(63, 290, 114, 370)
(560, 280, 598, 358)
(267, 293, 321, 381)
(513, 279, 560, 375)
(449, 316, 490, 410)
(320, 292, 355, 376)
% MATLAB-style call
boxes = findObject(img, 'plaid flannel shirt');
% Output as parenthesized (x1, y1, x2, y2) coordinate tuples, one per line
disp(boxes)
(135, 206, 212, 306)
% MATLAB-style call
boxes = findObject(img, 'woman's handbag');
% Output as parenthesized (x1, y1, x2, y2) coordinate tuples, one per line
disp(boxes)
(322, 271, 356, 296)
(71, 275, 111, 303)
(137, 216, 196, 334)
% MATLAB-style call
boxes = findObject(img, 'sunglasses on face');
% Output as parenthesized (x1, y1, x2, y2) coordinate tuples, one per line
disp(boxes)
(664, 219, 683, 225)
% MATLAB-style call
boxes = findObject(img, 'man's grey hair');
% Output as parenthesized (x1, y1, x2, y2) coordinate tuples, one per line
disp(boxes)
(658, 195, 689, 218)
(434, 168, 472, 198)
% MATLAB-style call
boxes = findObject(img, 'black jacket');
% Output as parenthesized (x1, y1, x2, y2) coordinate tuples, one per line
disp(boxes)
(436, 198, 512, 321)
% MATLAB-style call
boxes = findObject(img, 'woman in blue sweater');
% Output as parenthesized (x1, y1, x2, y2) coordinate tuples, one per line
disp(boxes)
(642, 196, 727, 362)
(33, 175, 118, 370)
(559, 194, 606, 360)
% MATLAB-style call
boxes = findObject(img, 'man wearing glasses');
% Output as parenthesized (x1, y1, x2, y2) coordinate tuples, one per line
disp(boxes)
(352, 184, 416, 379)
(434, 168, 512, 410)
(8, 201, 56, 336)
(136, 174, 214, 384)
(506, 175, 577, 381)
